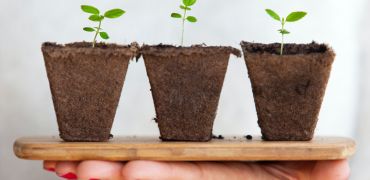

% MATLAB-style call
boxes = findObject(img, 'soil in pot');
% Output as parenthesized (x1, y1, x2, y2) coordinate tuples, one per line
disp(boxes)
(141, 45, 241, 142)
(42, 42, 138, 142)
(241, 41, 335, 141)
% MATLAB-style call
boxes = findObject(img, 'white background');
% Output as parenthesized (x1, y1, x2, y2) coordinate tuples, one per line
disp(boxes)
(0, 0, 369, 179)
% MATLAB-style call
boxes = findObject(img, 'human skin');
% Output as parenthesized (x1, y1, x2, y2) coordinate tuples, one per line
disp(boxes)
(43, 160, 350, 180)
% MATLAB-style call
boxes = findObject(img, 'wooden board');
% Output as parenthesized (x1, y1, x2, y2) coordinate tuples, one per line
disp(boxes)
(14, 136, 356, 161)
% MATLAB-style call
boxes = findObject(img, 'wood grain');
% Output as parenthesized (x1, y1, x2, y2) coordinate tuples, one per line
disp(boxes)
(14, 136, 356, 161)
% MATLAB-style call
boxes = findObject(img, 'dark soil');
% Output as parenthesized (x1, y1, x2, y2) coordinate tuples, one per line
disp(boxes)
(241, 41, 335, 141)
(42, 42, 139, 142)
(141, 44, 240, 142)
(242, 42, 329, 55)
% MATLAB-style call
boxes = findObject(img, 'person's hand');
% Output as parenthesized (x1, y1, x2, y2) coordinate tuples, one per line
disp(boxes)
(43, 160, 349, 180)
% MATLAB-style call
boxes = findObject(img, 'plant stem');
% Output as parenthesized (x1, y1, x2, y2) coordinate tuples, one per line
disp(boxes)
(93, 20, 102, 48)
(280, 20, 285, 55)
(281, 34, 284, 55)
(181, 8, 187, 46)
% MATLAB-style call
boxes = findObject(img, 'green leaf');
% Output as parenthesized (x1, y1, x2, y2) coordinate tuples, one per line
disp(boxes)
(183, 0, 197, 7)
(81, 5, 100, 15)
(89, 15, 104, 22)
(83, 27, 95, 32)
(186, 16, 197, 23)
(104, 9, 125, 18)
(278, 29, 290, 35)
(100, 32, 109, 39)
(286, 11, 307, 22)
(171, 13, 182, 18)
(265, 9, 280, 21)
(180, 5, 191, 10)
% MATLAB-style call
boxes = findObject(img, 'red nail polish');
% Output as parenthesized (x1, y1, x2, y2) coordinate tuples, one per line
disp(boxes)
(59, 172, 77, 179)
(44, 168, 55, 172)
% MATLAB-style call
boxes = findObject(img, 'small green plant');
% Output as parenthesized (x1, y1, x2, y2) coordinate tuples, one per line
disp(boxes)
(81, 5, 125, 48)
(171, 0, 198, 46)
(265, 9, 307, 55)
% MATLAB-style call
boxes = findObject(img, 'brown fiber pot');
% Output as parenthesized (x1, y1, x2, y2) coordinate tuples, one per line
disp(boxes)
(241, 41, 335, 141)
(141, 45, 241, 141)
(42, 42, 138, 142)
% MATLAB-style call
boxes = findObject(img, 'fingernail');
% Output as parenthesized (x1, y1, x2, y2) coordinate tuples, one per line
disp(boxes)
(59, 172, 77, 179)
(44, 168, 55, 172)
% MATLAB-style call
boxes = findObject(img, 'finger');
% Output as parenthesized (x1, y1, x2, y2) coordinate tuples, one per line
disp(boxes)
(122, 160, 350, 180)
(257, 160, 350, 180)
(43, 161, 57, 172)
(122, 161, 256, 180)
(257, 161, 317, 179)
(55, 161, 79, 179)
(312, 160, 350, 180)
(77, 160, 124, 180)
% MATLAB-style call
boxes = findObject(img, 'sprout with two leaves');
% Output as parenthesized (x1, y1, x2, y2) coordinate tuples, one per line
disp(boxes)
(265, 9, 307, 55)
(171, 0, 198, 46)
(81, 5, 125, 48)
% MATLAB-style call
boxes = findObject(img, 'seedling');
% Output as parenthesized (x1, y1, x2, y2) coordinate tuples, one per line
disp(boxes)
(81, 5, 125, 48)
(171, 0, 198, 46)
(265, 9, 307, 55)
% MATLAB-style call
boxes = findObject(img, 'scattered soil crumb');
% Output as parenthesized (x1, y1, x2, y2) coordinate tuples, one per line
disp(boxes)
(212, 134, 224, 140)
(245, 135, 253, 140)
